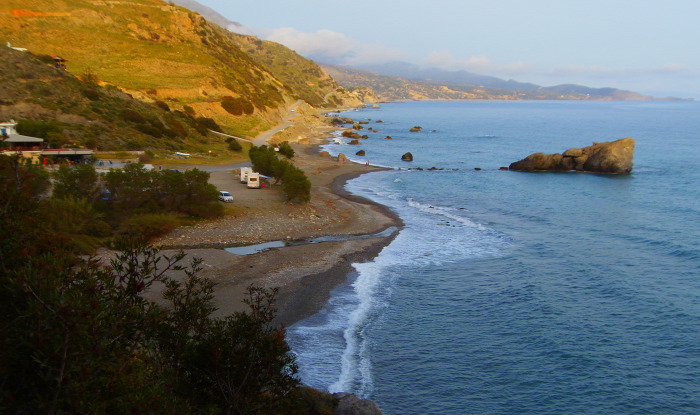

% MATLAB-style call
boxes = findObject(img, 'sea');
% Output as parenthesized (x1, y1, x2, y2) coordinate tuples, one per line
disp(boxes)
(286, 100, 700, 414)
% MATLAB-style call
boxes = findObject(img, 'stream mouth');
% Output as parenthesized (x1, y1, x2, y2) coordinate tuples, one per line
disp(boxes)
(224, 227, 398, 255)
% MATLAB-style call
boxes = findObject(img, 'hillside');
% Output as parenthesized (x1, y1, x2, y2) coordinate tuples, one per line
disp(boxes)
(0, 46, 229, 151)
(0, 0, 361, 140)
(228, 35, 364, 108)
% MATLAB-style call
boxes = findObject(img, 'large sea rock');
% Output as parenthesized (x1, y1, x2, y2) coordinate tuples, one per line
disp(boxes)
(509, 137, 635, 174)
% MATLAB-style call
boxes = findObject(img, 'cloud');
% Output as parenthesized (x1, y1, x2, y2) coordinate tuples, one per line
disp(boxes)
(423, 51, 533, 77)
(243, 27, 405, 65)
(265, 27, 356, 59)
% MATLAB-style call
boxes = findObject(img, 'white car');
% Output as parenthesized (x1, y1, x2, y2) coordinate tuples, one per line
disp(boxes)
(218, 191, 234, 202)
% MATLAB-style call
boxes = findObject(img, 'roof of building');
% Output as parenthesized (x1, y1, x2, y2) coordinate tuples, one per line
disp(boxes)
(4, 134, 44, 143)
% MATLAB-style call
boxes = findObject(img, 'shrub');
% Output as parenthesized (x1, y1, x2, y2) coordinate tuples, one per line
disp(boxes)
(195, 116, 222, 132)
(119, 213, 178, 240)
(136, 124, 163, 138)
(154, 100, 170, 111)
(16, 118, 61, 139)
(121, 109, 147, 124)
(227, 137, 242, 151)
(277, 141, 295, 158)
(52, 164, 99, 200)
(82, 89, 101, 101)
(183, 105, 195, 116)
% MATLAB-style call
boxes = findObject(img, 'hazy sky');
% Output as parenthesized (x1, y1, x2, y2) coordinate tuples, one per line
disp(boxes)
(196, 0, 700, 98)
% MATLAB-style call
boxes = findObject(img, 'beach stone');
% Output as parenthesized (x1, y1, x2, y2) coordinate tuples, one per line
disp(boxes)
(318, 151, 330, 158)
(499, 167, 509, 171)
(333, 393, 382, 415)
(385, 136, 392, 140)
(401, 152, 413, 161)
(356, 150, 365, 156)
(409, 126, 422, 132)
(474, 167, 482, 171)
(352, 123, 363, 130)
(348, 139, 360, 145)
(376, 119, 383, 123)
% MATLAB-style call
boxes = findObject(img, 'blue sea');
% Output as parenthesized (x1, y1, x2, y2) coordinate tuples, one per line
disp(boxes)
(286, 101, 700, 414)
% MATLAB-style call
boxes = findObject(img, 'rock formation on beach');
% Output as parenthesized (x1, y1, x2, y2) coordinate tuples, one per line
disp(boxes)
(333, 393, 383, 415)
(509, 137, 635, 174)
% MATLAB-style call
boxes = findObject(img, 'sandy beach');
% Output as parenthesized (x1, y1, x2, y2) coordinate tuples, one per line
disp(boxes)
(149, 121, 402, 326)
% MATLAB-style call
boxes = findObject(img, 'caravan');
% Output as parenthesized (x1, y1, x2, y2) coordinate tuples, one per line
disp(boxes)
(240, 167, 253, 183)
(246, 172, 261, 189)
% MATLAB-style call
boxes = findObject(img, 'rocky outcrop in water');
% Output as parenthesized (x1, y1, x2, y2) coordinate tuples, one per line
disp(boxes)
(401, 152, 413, 161)
(509, 137, 635, 174)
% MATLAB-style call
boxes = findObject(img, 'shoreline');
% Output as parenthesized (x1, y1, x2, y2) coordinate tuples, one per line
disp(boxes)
(149, 124, 403, 327)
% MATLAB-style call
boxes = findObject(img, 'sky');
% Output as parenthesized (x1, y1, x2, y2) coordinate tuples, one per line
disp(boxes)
(196, 0, 700, 98)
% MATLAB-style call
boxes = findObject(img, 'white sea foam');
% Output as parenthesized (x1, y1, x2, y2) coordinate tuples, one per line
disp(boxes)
(288, 171, 510, 397)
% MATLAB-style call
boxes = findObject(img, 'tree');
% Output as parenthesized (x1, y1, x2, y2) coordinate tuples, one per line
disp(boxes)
(282, 165, 311, 203)
(277, 141, 295, 158)
(52, 163, 99, 201)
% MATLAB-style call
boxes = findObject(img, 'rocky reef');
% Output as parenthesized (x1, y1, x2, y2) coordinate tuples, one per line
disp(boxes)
(509, 137, 635, 174)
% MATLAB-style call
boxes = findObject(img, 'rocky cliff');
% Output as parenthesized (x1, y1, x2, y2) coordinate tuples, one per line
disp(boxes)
(509, 138, 635, 174)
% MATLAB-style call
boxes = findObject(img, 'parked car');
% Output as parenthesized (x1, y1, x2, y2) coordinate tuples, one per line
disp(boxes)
(218, 191, 234, 202)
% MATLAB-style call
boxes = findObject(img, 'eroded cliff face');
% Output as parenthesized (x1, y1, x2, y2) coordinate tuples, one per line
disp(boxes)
(509, 137, 635, 174)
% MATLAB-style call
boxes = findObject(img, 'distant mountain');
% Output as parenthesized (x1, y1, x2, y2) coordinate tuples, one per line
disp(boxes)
(347, 61, 655, 101)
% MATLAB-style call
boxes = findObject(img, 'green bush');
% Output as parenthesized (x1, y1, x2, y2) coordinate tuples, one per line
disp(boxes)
(195, 116, 222, 132)
(119, 213, 179, 240)
(135, 124, 163, 138)
(121, 109, 147, 124)
(16, 118, 61, 139)
(278, 141, 295, 158)
(154, 100, 171, 111)
(226, 137, 242, 151)
(82, 89, 101, 101)
(52, 163, 99, 200)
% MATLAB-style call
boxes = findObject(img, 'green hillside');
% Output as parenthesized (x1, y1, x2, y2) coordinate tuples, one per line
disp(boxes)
(0, 46, 232, 151)
(0, 0, 362, 141)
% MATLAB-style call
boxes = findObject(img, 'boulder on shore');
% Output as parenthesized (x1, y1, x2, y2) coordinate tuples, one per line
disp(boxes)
(401, 152, 413, 161)
(333, 393, 382, 415)
(509, 138, 635, 174)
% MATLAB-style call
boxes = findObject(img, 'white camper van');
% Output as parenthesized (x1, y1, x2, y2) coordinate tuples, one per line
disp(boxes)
(246, 172, 261, 189)
(240, 167, 253, 183)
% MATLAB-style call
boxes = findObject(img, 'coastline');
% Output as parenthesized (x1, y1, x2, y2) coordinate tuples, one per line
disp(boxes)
(148, 125, 403, 327)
